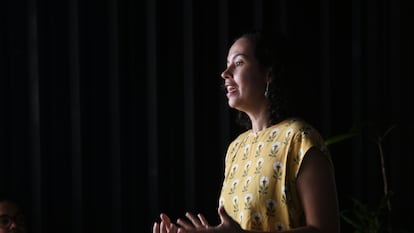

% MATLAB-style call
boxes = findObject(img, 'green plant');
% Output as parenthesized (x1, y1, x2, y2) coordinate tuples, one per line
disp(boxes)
(326, 124, 404, 233)
(340, 192, 392, 233)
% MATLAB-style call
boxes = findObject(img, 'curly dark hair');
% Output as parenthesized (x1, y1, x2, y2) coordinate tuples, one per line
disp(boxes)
(233, 30, 291, 129)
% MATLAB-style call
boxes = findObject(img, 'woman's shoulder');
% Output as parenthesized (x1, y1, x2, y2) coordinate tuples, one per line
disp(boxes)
(232, 129, 252, 141)
(276, 117, 314, 129)
(273, 117, 324, 137)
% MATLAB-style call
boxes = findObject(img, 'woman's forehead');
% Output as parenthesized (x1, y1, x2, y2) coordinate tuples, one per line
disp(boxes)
(227, 38, 254, 60)
(230, 38, 253, 53)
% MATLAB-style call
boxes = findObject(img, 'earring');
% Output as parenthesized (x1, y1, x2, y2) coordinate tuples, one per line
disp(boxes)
(264, 81, 269, 98)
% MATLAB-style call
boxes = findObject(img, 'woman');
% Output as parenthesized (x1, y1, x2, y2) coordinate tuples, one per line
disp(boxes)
(153, 30, 340, 233)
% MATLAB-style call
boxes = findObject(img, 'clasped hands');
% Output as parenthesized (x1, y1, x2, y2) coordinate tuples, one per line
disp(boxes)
(153, 206, 242, 233)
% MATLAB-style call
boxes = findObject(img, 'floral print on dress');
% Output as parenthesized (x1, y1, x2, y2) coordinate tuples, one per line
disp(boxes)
(242, 144, 251, 160)
(252, 134, 259, 144)
(229, 164, 239, 180)
(281, 185, 287, 205)
(218, 118, 331, 231)
(242, 161, 251, 177)
(269, 141, 281, 157)
(275, 221, 285, 231)
(219, 197, 225, 207)
(255, 142, 265, 157)
(251, 212, 263, 230)
(267, 128, 280, 142)
(259, 176, 270, 195)
(244, 193, 254, 210)
(242, 176, 252, 192)
(255, 158, 264, 174)
(283, 128, 294, 145)
(230, 140, 241, 157)
(266, 198, 277, 217)
(239, 212, 244, 224)
(273, 161, 283, 180)
(228, 179, 240, 195)
(232, 196, 239, 214)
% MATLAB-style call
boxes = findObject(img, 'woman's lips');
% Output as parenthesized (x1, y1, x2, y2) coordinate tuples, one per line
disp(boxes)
(226, 86, 237, 98)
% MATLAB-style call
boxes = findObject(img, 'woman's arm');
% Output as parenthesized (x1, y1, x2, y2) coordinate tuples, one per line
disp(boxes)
(295, 147, 340, 233)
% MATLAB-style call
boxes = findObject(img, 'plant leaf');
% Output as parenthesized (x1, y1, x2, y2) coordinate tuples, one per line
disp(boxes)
(325, 131, 358, 146)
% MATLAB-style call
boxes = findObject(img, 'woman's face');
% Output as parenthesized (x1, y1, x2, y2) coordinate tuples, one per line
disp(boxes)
(221, 37, 269, 113)
(0, 201, 27, 233)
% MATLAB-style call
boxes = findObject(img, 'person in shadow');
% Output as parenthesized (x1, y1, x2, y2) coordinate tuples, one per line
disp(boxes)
(0, 196, 27, 233)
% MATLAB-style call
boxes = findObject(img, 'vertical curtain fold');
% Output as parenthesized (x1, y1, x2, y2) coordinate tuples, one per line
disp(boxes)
(217, 0, 230, 162)
(182, 0, 195, 210)
(351, 0, 364, 197)
(146, 0, 159, 222)
(68, 0, 83, 232)
(319, 0, 332, 135)
(107, 0, 122, 232)
(27, 0, 42, 232)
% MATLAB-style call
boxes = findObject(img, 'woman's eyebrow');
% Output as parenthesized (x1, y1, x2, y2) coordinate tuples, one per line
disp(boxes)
(227, 53, 246, 64)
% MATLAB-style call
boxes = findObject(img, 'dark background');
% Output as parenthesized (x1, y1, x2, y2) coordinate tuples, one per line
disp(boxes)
(1, 0, 413, 233)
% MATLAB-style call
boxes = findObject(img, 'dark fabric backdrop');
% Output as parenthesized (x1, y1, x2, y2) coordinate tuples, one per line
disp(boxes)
(1, 0, 413, 233)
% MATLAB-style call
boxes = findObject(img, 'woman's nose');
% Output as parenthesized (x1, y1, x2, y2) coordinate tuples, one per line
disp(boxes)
(221, 68, 230, 79)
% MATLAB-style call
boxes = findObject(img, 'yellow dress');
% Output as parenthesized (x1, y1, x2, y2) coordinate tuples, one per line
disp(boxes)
(218, 118, 331, 231)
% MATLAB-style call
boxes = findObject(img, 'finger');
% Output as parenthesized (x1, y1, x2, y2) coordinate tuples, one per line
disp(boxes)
(185, 212, 203, 227)
(167, 223, 178, 233)
(197, 213, 210, 227)
(160, 220, 168, 233)
(176, 218, 195, 230)
(177, 228, 186, 233)
(160, 213, 172, 226)
(153, 222, 160, 233)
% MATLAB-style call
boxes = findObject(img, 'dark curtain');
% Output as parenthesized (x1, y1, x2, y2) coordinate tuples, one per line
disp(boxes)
(1, 0, 413, 233)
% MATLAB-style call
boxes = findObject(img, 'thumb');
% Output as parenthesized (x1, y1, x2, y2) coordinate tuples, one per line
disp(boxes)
(217, 206, 243, 232)
(217, 206, 231, 223)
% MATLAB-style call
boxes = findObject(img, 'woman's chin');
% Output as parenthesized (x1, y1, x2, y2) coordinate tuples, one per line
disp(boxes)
(227, 100, 240, 109)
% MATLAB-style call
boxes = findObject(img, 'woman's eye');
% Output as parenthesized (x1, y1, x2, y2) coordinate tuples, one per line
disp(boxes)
(235, 61, 242, 66)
